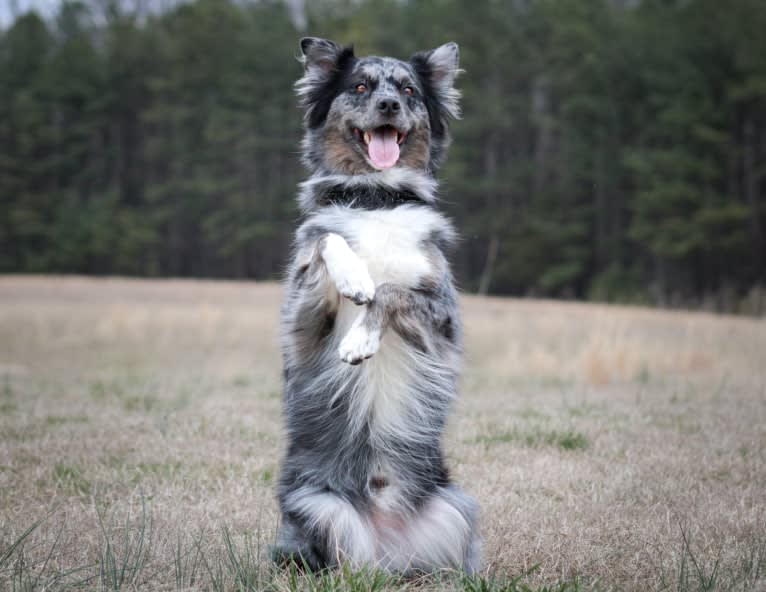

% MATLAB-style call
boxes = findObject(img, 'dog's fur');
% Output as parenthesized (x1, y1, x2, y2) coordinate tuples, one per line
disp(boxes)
(275, 37, 480, 574)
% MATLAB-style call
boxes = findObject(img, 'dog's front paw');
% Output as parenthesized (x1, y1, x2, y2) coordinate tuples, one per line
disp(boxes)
(336, 265, 375, 305)
(322, 233, 375, 305)
(339, 325, 380, 365)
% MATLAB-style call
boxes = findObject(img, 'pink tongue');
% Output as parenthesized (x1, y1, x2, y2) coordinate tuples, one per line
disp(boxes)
(368, 128, 400, 169)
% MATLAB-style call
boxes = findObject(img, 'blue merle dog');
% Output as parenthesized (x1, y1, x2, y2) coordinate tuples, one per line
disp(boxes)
(274, 37, 480, 574)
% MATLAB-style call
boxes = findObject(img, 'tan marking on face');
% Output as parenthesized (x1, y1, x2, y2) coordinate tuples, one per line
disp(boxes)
(322, 124, 431, 173)
(321, 126, 374, 175)
(398, 125, 431, 170)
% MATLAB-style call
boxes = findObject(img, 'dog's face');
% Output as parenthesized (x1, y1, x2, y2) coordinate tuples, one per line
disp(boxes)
(297, 38, 461, 175)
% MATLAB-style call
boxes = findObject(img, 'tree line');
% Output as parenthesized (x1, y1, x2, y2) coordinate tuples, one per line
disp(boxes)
(1, 0, 764, 312)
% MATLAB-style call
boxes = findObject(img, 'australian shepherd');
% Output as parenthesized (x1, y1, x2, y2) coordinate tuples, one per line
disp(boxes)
(274, 37, 480, 574)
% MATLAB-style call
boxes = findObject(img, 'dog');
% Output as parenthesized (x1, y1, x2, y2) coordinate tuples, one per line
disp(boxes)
(274, 37, 480, 575)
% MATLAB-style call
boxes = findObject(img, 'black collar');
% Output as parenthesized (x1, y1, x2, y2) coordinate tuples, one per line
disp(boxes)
(316, 185, 425, 209)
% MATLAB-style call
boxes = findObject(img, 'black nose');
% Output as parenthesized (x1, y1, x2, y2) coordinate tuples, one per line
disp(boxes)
(377, 98, 400, 114)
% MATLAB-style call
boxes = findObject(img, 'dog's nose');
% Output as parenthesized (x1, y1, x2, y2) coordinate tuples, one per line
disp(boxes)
(377, 98, 400, 115)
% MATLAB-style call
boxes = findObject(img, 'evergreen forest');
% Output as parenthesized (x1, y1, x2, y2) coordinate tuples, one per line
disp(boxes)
(2, 0, 765, 312)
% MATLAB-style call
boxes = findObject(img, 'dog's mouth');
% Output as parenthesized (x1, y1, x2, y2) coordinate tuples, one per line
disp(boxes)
(352, 125, 407, 170)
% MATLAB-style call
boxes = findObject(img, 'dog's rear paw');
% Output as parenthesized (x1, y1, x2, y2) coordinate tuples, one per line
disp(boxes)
(339, 325, 380, 365)
(271, 545, 322, 572)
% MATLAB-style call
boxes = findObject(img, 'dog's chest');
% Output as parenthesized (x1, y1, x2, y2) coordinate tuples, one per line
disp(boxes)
(340, 208, 433, 287)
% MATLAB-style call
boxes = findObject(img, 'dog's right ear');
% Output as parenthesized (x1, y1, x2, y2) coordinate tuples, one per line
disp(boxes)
(296, 38, 355, 128)
(299, 38, 346, 75)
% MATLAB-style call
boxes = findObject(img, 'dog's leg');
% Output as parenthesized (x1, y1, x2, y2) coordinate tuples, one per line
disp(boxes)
(319, 233, 375, 305)
(280, 486, 376, 569)
(292, 232, 374, 306)
(411, 486, 480, 574)
(272, 514, 324, 571)
(338, 310, 381, 365)
(377, 485, 481, 574)
(439, 485, 482, 574)
(285, 233, 375, 363)
(338, 282, 455, 364)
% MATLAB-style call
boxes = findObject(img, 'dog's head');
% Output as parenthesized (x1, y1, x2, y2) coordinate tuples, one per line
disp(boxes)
(296, 38, 461, 176)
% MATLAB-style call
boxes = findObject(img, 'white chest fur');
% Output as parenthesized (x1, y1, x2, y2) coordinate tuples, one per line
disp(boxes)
(319, 205, 443, 288)
(307, 205, 451, 440)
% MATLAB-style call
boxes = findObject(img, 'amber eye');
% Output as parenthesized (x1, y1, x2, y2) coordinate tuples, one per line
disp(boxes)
(355, 83, 367, 93)
(403, 86, 414, 97)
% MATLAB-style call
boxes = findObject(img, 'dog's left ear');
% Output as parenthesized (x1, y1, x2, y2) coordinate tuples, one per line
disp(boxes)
(410, 42, 462, 121)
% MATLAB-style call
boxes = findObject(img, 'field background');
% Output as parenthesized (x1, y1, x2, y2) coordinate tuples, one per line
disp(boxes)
(3, 0, 766, 312)
(1, 276, 764, 590)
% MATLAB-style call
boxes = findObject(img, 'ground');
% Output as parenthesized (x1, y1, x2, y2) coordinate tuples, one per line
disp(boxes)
(0, 276, 764, 591)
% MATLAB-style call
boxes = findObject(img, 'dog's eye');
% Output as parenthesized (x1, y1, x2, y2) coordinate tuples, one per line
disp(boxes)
(403, 86, 414, 97)
(355, 83, 367, 94)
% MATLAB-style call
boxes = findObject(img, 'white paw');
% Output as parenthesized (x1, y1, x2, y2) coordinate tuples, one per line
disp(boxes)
(335, 262, 375, 305)
(339, 325, 380, 365)
(322, 233, 375, 305)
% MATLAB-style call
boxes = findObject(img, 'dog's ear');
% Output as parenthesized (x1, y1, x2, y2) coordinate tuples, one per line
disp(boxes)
(296, 38, 356, 128)
(299, 38, 346, 75)
(410, 42, 462, 124)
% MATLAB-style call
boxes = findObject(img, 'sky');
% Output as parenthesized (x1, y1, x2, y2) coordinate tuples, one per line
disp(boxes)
(1, 0, 62, 26)
(0, 0, 306, 30)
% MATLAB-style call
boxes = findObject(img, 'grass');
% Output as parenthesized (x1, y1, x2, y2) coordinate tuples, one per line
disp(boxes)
(473, 428, 589, 451)
(45, 415, 89, 426)
(96, 497, 152, 590)
(5, 513, 762, 591)
(52, 463, 92, 495)
(1, 276, 765, 591)
(1, 510, 597, 591)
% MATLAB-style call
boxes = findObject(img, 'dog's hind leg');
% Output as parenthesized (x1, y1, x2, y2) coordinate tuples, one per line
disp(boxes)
(439, 485, 482, 574)
(280, 486, 377, 570)
(273, 514, 324, 571)
(377, 486, 481, 574)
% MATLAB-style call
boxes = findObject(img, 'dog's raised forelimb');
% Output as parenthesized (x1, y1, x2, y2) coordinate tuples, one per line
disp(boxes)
(338, 282, 456, 364)
(320, 233, 375, 305)
(293, 232, 375, 305)
(338, 311, 381, 364)
(285, 233, 376, 365)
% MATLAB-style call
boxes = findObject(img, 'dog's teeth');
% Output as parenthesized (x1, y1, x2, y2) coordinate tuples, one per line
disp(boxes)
(363, 131, 371, 145)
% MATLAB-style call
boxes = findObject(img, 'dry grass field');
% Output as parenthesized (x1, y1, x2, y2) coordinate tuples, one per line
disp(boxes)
(1, 276, 765, 591)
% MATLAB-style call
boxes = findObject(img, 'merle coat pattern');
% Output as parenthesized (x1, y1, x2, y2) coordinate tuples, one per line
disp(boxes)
(275, 37, 480, 574)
